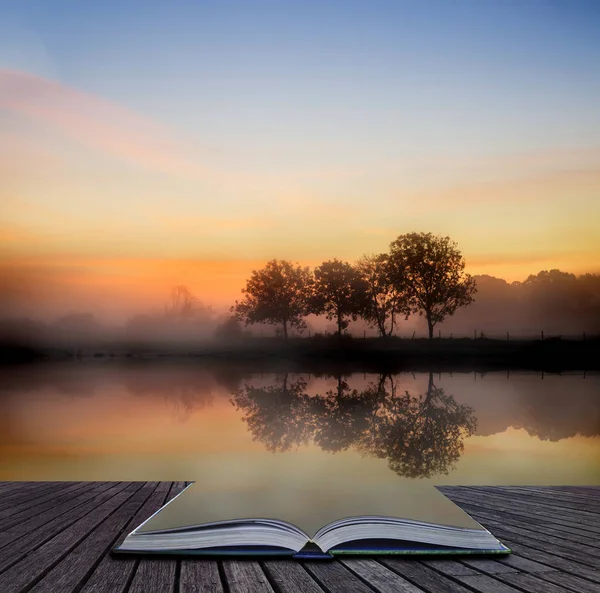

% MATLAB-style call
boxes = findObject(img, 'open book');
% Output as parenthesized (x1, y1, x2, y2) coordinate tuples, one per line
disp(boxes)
(114, 483, 510, 559)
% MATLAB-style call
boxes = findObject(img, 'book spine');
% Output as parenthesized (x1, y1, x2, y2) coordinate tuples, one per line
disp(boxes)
(292, 550, 334, 560)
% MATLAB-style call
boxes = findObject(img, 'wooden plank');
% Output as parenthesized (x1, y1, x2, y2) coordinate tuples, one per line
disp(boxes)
(471, 522, 600, 568)
(440, 489, 600, 535)
(379, 558, 475, 593)
(222, 560, 275, 593)
(469, 487, 600, 514)
(457, 574, 564, 593)
(454, 512, 600, 565)
(0, 482, 123, 570)
(547, 486, 600, 495)
(458, 558, 518, 575)
(533, 571, 600, 593)
(0, 481, 47, 495)
(504, 486, 600, 506)
(79, 482, 174, 593)
(128, 558, 177, 593)
(128, 482, 187, 593)
(494, 538, 600, 581)
(262, 560, 325, 593)
(481, 553, 558, 574)
(0, 482, 145, 593)
(304, 560, 375, 593)
(180, 561, 224, 593)
(419, 559, 480, 577)
(445, 500, 600, 548)
(340, 558, 427, 592)
(0, 482, 72, 511)
(440, 486, 600, 528)
(495, 573, 586, 593)
(28, 482, 159, 593)
(0, 482, 95, 529)
(440, 488, 600, 528)
(0, 484, 598, 593)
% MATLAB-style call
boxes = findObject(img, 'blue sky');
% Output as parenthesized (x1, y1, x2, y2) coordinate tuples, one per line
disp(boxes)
(1, 0, 599, 318)
(4, 0, 600, 164)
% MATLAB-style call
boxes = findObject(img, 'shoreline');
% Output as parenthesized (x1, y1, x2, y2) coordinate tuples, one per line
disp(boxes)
(3, 336, 599, 372)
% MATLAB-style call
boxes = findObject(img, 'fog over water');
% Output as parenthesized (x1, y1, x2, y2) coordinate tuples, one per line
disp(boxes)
(1, 363, 598, 485)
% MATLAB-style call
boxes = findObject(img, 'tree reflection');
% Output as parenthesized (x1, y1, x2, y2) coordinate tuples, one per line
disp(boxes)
(231, 372, 477, 478)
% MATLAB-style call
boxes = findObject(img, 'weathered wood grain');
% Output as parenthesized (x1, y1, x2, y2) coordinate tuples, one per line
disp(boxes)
(28, 482, 159, 593)
(0, 482, 144, 593)
(128, 482, 187, 593)
(180, 561, 224, 593)
(340, 558, 426, 592)
(262, 560, 325, 593)
(379, 558, 475, 593)
(0, 482, 123, 571)
(222, 560, 275, 593)
(0, 484, 598, 593)
(304, 559, 376, 593)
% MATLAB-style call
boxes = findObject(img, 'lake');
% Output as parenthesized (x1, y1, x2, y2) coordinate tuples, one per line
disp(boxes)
(1, 362, 599, 486)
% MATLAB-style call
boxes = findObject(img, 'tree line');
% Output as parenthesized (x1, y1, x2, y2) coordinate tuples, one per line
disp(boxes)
(231, 232, 477, 340)
(232, 372, 476, 479)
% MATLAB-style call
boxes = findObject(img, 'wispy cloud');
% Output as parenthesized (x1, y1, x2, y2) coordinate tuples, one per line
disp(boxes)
(0, 69, 202, 176)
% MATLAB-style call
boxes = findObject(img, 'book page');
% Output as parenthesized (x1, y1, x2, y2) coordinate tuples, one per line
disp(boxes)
(135, 450, 485, 538)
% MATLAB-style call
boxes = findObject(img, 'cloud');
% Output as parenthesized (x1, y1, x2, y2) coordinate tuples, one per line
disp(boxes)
(0, 68, 202, 176)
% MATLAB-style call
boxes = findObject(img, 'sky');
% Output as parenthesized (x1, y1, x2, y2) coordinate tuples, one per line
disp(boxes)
(1, 0, 600, 319)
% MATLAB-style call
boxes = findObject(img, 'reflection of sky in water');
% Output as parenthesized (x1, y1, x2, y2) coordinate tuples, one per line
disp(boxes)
(0, 363, 598, 485)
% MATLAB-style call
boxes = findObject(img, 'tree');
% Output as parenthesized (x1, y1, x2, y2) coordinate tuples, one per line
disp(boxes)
(230, 372, 477, 479)
(359, 373, 477, 478)
(231, 375, 315, 452)
(213, 316, 244, 342)
(387, 232, 477, 339)
(356, 253, 405, 337)
(310, 259, 368, 336)
(165, 285, 212, 320)
(231, 259, 312, 339)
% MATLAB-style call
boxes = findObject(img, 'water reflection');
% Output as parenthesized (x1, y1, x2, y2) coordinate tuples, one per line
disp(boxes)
(0, 364, 598, 483)
(232, 373, 477, 478)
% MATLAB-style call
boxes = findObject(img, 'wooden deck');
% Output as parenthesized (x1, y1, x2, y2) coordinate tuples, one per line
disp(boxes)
(0, 483, 598, 593)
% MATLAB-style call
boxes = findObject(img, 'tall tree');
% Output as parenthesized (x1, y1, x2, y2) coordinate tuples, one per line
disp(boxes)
(165, 285, 201, 320)
(356, 253, 405, 337)
(387, 232, 477, 339)
(310, 259, 368, 336)
(231, 259, 312, 338)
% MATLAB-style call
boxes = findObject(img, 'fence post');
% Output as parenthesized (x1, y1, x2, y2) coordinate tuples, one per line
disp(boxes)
(438, 329, 441, 339)
(507, 331, 509, 341)
(364, 330, 366, 339)
(541, 330, 544, 341)
(450, 333, 453, 339)
(583, 332, 586, 341)
(411, 331, 416, 340)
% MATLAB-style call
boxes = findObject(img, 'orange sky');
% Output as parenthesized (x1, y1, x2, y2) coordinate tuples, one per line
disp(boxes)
(1, 68, 599, 321)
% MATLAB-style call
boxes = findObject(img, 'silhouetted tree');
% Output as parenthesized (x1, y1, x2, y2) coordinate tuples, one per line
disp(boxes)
(359, 374, 477, 478)
(214, 316, 244, 342)
(165, 285, 212, 321)
(231, 372, 477, 479)
(231, 260, 312, 339)
(387, 233, 477, 339)
(356, 254, 405, 337)
(231, 375, 315, 451)
(310, 259, 368, 336)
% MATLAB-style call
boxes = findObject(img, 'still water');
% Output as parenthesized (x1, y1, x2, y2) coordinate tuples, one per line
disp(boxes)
(1, 362, 599, 486)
